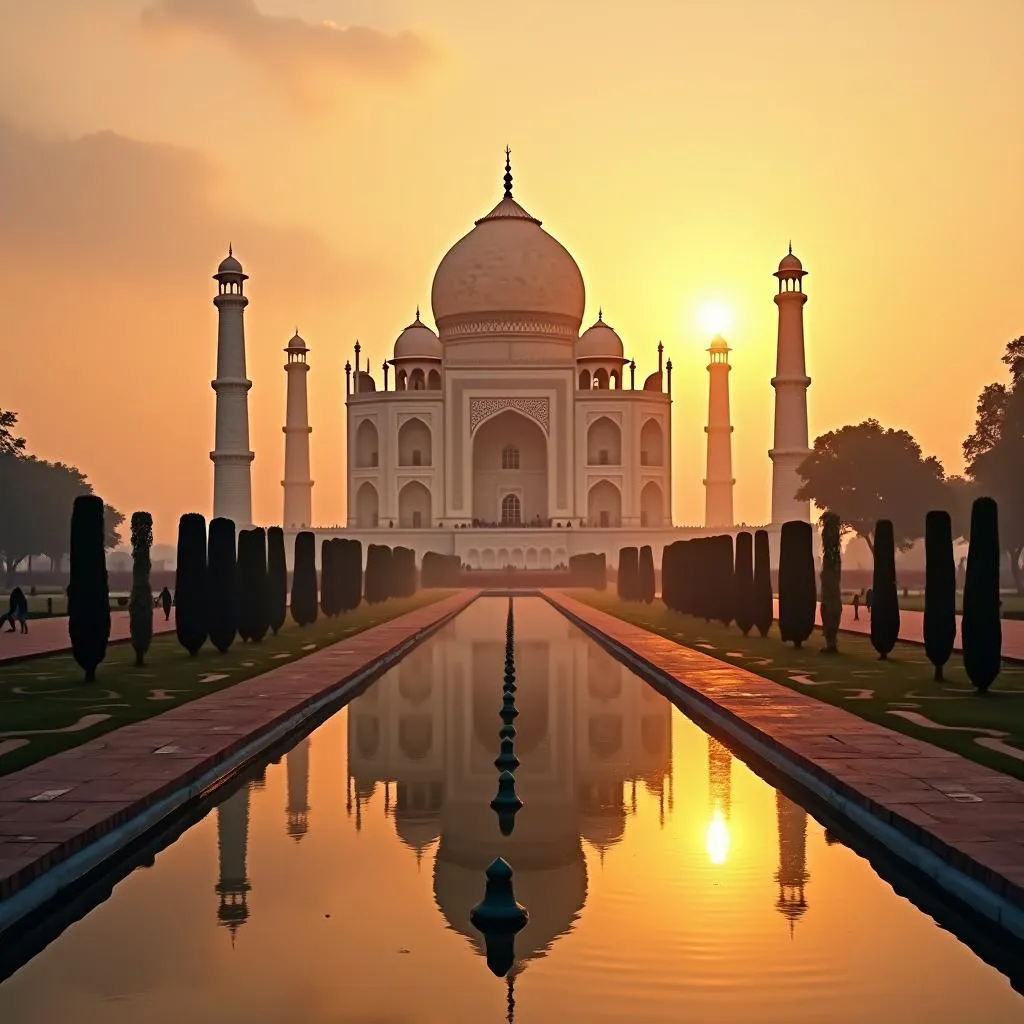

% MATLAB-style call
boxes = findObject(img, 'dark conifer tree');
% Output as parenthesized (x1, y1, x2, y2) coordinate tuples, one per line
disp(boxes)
(661, 543, 678, 611)
(733, 531, 754, 636)
(638, 545, 656, 604)
(716, 534, 735, 627)
(129, 511, 154, 667)
(778, 520, 815, 648)
(174, 513, 208, 656)
(291, 531, 319, 625)
(617, 547, 639, 602)
(820, 513, 843, 654)
(752, 530, 773, 637)
(266, 526, 288, 634)
(341, 539, 363, 609)
(321, 538, 334, 617)
(207, 517, 237, 654)
(236, 530, 256, 641)
(962, 497, 1002, 693)
(923, 510, 956, 682)
(68, 494, 112, 682)
(870, 519, 900, 660)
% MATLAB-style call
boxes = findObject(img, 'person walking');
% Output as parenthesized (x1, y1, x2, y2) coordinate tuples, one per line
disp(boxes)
(13, 588, 28, 633)
(865, 587, 873, 617)
(158, 586, 173, 621)
(852, 591, 861, 621)
(0, 589, 18, 632)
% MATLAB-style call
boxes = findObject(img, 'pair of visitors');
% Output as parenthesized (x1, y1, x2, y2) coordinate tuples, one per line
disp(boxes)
(0, 588, 29, 633)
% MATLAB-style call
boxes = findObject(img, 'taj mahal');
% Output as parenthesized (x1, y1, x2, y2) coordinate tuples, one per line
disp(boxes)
(209, 152, 813, 568)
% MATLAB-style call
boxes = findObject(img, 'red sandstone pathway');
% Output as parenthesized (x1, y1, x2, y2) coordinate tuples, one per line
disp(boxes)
(550, 590, 1024, 918)
(0, 591, 476, 908)
(0, 610, 177, 665)
(772, 600, 1024, 662)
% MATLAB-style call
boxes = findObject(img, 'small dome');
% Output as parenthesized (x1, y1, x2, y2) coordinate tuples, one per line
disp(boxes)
(777, 247, 804, 276)
(577, 312, 624, 360)
(393, 311, 441, 361)
(356, 370, 376, 393)
(643, 371, 662, 392)
(286, 331, 306, 350)
(216, 250, 244, 276)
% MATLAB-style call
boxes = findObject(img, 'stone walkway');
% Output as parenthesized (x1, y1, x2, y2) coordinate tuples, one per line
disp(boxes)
(0, 591, 476, 913)
(774, 600, 1024, 662)
(549, 590, 1024, 926)
(0, 611, 177, 665)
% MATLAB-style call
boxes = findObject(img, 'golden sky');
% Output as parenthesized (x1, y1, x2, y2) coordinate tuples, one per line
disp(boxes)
(2, 0, 1022, 543)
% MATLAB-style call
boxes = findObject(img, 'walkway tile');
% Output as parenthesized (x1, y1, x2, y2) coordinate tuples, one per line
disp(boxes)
(0, 591, 476, 914)
(548, 590, 1024, 916)
(0, 610, 177, 665)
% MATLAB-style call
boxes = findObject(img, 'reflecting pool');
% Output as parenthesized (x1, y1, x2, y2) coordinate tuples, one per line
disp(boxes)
(1, 597, 1022, 1022)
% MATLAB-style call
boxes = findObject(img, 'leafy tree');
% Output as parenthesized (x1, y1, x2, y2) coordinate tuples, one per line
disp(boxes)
(175, 513, 208, 656)
(962, 497, 1002, 693)
(752, 530, 773, 637)
(291, 531, 319, 624)
(0, 409, 25, 456)
(207, 517, 237, 654)
(68, 495, 111, 682)
(266, 526, 288, 634)
(778, 521, 815, 648)
(870, 519, 900, 660)
(129, 511, 154, 667)
(923, 510, 956, 682)
(795, 419, 947, 553)
(963, 337, 1024, 592)
(819, 513, 842, 654)
(638, 545, 656, 604)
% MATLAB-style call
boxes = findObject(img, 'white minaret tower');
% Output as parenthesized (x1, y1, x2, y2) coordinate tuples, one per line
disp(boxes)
(211, 247, 254, 528)
(769, 245, 812, 525)
(282, 330, 313, 529)
(703, 335, 735, 528)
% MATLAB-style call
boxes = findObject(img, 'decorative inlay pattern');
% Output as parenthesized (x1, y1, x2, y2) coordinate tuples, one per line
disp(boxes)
(470, 397, 550, 435)
(445, 318, 577, 339)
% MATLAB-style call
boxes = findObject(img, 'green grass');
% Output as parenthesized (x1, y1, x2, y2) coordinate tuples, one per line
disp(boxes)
(574, 591, 1024, 780)
(0, 592, 450, 776)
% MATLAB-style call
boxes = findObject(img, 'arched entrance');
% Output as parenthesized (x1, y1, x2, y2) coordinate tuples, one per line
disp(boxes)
(640, 481, 664, 527)
(355, 420, 379, 468)
(587, 416, 621, 465)
(587, 480, 622, 527)
(356, 482, 379, 528)
(472, 410, 548, 525)
(398, 481, 432, 528)
(398, 418, 432, 466)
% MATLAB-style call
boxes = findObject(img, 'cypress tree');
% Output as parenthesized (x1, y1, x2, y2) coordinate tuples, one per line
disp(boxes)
(734, 532, 754, 636)
(679, 540, 694, 615)
(321, 538, 334, 617)
(923, 509, 956, 682)
(661, 543, 677, 611)
(699, 538, 713, 622)
(174, 513, 208, 656)
(266, 526, 288, 634)
(752, 530, 773, 637)
(68, 494, 111, 682)
(870, 519, 901, 660)
(962, 497, 1002, 693)
(638, 545, 656, 604)
(341, 539, 363, 609)
(129, 511, 154, 667)
(617, 547, 639, 602)
(778, 521, 815, 648)
(291, 531, 319, 625)
(249, 527, 270, 642)
(236, 530, 254, 641)
(207, 517, 237, 654)
(820, 512, 843, 654)
(716, 534, 735, 627)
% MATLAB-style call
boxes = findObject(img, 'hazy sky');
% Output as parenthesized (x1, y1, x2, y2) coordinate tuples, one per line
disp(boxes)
(2, 0, 1022, 543)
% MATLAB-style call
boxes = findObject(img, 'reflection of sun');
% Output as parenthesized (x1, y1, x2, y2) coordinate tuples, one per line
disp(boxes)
(705, 807, 730, 865)
(696, 300, 733, 338)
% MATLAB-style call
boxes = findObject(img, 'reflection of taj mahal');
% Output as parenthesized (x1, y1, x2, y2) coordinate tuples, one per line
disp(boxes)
(210, 152, 814, 567)
(345, 598, 672, 966)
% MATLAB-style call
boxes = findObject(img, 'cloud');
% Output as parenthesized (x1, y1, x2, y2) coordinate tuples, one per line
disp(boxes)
(140, 0, 434, 95)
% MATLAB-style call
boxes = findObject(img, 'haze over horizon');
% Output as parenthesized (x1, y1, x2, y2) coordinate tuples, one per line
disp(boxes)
(2, 0, 1022, 544)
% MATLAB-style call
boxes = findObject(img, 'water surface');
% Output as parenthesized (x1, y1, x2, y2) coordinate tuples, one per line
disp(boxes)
(1, 597, 1021, 1022)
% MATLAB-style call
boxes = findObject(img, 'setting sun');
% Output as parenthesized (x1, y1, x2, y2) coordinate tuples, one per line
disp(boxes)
(696, 300, 734, 340)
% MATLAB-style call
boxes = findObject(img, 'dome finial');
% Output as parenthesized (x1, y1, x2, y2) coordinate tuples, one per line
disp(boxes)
(597, 306, 603, 322)
(788, 240, 792, 255)
(229, 242, 233, 257)
(503, 146, 513, 198)
(415, 304, 420, 322)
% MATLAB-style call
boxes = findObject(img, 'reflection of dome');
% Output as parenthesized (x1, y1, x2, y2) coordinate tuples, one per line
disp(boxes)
(577, 314, 624, 360)
(393, 312, 441, 360)
(578, 781, 626, 851)
(431, 162, 585, 331)
(395, 813, 442, 853)
(580, 813, 625, 850)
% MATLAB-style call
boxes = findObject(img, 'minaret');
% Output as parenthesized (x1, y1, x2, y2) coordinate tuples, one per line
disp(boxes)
(282, 330, 313, 530)
(703, 335, 735, 528)
(215, 783, 252, 941)
(769, 245, 812, 525)
(774, 790, 810, 937)
(210, 247, 254, 528)
(285, 736, 311, 841)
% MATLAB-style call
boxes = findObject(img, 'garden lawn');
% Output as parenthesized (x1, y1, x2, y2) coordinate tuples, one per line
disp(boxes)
(0, 592, 450, 776)
(574, 590, 1024, 781)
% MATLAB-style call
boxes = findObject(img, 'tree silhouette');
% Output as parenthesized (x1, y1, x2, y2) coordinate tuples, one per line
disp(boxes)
(795, 419, 948, 553)
(0, 409, 26, 456)
(963, 337, 1024, 593)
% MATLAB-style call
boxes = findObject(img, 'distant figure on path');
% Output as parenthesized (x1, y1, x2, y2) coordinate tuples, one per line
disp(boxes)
(158, 587, 173, 621)
(14, 588, 28, 633)
(865, 587, 873, 617)
(852, 591, 861, 621)
(0, 589, 19, 632)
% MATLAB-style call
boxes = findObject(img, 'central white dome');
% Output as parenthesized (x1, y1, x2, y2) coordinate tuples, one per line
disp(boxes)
(430, 188, 585, 332)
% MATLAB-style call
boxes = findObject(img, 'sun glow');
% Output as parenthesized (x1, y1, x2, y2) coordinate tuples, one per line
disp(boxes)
(705, 807, 731, 865)
(696, 300, 734, 339)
